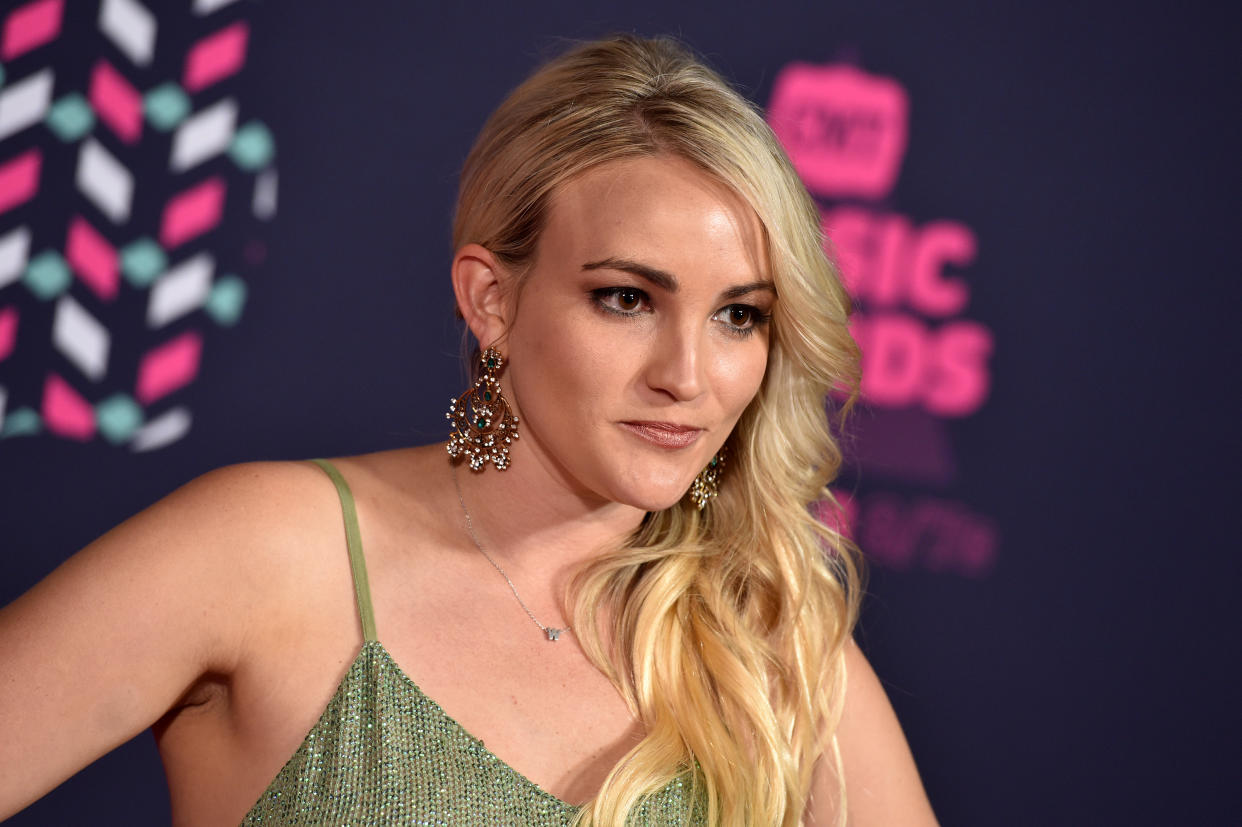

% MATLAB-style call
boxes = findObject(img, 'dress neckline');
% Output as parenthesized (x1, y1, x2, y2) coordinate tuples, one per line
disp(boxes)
(362, 638, 583, 811)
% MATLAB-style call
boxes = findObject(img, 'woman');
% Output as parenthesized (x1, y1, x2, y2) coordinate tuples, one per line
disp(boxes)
(0, 35, 937, 825)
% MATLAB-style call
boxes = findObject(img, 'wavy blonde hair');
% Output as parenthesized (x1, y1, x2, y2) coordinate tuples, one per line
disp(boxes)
(453, 35, 864, 826)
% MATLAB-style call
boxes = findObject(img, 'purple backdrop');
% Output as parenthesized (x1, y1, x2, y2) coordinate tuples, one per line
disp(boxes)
(1, 1, 1237, 824)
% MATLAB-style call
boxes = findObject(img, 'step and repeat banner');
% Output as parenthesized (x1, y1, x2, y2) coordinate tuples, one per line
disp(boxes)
(1, 1, 1233, 824)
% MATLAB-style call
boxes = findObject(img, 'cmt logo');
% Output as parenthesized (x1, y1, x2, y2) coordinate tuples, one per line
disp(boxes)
(770, 57, 999, 578)
(767, 63, 908, 200)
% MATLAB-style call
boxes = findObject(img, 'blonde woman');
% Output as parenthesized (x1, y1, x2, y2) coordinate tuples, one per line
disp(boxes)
(0, 35, 938, 825)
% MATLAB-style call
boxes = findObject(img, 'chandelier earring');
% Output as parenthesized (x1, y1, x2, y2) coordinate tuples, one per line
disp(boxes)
(688, 445, 727, 509)
(446, 347, 520, 471)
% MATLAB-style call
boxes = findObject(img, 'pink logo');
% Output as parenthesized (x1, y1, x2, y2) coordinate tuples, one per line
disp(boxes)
(767, 63, 908, 200)
(769, 58, 999, 578)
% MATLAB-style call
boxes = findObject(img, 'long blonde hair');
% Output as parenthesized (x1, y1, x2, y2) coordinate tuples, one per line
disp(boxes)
(453, 35, 864, 826)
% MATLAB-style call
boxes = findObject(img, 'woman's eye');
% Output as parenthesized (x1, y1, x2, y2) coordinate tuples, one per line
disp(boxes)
(714, 304, 768, 333)
(615, 289, 642, 311)
(592, 287, 650, 315)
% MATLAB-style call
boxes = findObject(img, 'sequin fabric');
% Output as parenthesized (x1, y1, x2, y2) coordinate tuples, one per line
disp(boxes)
(240, 640, 705, 825)
(241, 461, 706, 825)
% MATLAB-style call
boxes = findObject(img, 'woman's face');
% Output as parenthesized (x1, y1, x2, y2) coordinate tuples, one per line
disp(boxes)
(502, 154, 774, 512)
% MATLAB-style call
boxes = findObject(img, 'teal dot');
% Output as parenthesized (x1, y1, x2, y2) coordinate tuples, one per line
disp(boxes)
(144, 83, 190, 132)
(483, 390, 492, 401)
(486, 358, 496, 369)
(1, 407, 42, 438)
(24, 250, 71, 300)
(45, 93, 94, 142)
(710, 457, 718, 467)
(476, 418, 486, 429)
(96, 394, 144, 444)
(205, 276, 247, 326)
(229, 121, 275, 171)
(119, 238, 166, 287)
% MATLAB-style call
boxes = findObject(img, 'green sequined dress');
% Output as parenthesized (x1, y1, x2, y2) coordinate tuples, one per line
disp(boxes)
(240, 459, 705, 825)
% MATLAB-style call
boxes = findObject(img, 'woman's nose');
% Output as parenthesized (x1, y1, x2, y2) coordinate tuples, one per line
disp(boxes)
(644, 322, 706, 402)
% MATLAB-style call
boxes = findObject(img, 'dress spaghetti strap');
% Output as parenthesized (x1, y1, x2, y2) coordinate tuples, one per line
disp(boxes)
(310, 458, 377, 643)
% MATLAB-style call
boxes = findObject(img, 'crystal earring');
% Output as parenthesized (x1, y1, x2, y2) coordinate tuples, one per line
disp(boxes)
(688, 446, 727, 509)
(446, 347, 520, 471)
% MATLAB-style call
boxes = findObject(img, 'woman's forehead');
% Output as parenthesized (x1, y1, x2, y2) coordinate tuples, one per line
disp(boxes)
(541, 156, 771, 285)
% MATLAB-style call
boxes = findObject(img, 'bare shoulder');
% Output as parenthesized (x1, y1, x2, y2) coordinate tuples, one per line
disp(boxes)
(90, 458, 350, 615)
(0, 458, 348, 818)
(804, 639, 940, 826)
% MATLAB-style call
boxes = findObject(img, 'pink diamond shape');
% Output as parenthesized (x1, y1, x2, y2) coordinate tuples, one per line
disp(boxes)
(0, 306, 17, 362)
(160, 177, 225, 248)
(42, 372, 96, 440)
(66, 216, 119, 300)
(0, 149, 41, 214)
(1, 0, 63, 61)
(183, 22, 249, 93)
(136, 330, 202, 404)
(89, 59, 143, 144)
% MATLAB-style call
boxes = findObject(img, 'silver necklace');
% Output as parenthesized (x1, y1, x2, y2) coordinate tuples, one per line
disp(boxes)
(452, 466, 571, 642)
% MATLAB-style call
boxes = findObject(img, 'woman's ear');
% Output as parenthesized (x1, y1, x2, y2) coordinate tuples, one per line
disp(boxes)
(451, 243, 510, 347)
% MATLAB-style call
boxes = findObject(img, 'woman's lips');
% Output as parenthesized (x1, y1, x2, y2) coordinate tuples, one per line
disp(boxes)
(619, 421, 704, 449)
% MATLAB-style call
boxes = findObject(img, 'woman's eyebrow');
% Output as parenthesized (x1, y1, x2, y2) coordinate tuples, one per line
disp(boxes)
(720, 282, 777, 300)
(581, 258, 776, 300)
(581, 257, 678, 292)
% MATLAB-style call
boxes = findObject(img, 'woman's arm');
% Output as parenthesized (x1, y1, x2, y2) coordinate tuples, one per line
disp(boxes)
(0, 463, 294, 819)
(804, 638, 940, 826)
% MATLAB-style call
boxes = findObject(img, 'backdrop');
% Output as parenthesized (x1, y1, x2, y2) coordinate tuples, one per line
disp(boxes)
(1, 1, 1237, 824)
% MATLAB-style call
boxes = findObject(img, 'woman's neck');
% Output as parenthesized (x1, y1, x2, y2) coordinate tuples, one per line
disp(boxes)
(446, 438, 647, 590)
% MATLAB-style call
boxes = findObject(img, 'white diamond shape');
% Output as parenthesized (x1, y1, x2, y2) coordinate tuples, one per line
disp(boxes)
(98, 0, 157, 67)
(170, 98, 237, 172)
(253, 168, 277, 220)
(132, 406, 191, 451)
(53, 296, 111, 381)
(0, 69, 54, 142)
(193, 0, 242, 14)
(0, 226, 32, 289)
(148, 252, 213, 327)
(76, 138, 134, 223)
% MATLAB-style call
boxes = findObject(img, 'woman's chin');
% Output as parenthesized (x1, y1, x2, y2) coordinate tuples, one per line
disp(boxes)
(606, 479, 695, 513)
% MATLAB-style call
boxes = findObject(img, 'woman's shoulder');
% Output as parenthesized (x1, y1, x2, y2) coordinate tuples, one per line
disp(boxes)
(137, 459, 347, 572)
(804, 638, 940, 825)
(163, 446, 439, 544)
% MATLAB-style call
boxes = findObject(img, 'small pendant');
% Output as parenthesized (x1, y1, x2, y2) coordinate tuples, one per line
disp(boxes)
(545, 628, 563, 641)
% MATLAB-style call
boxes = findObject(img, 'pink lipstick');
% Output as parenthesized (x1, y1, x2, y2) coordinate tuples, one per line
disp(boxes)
(619, 421, 703, 449)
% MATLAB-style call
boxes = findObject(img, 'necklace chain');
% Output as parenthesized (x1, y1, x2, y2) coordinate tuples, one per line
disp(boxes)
(452, 465, 570, 642)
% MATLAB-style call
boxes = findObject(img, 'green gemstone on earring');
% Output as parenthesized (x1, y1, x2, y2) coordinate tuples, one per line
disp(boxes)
(484, 391, 492, 401)
(476, 418, 486, 429)
(710, 457, 718, 466)
(487, 358, 496, 369)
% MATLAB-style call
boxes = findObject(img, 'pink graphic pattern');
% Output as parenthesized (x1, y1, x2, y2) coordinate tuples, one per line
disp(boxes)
(0, 3, 275, 450)
(0, 306, 17, 362)
(42, 372, 95, 440)
(160, 177, 226, 248)
(65, 216, 119, 301)
(1, 0, 63, 62)
(89, 60, 144, 144)
(136, 331, 202, 404)
(183, 22, 249, 93)
(0, 150, 41, 214)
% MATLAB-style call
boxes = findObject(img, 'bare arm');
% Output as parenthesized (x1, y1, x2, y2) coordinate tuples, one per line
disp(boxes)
(804, 638, 939, 826)
(0, 463, 304, 819)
